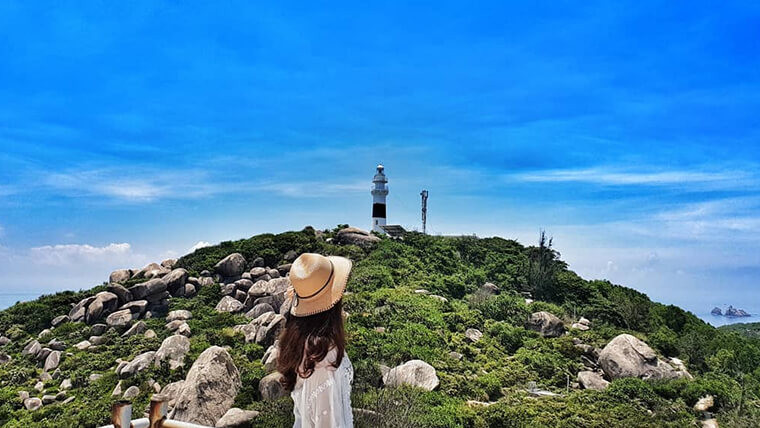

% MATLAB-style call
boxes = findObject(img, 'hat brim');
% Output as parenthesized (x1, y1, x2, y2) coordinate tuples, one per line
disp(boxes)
(290, 256, 352, 317)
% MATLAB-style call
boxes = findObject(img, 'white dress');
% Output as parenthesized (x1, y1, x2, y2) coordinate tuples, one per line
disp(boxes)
(291, 348, 354, 428)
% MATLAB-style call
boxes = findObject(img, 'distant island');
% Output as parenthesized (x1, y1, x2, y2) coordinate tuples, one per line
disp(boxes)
(711, 305, 752, 317)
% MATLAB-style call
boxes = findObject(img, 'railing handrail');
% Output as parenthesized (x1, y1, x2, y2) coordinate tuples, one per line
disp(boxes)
(99, 396, 213, 428)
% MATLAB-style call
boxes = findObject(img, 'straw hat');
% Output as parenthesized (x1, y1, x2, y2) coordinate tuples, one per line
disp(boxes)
(289, 253, 352, 317)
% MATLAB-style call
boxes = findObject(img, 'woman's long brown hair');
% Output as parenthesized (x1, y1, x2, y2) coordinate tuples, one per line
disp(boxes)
(276, 300, 345, 391)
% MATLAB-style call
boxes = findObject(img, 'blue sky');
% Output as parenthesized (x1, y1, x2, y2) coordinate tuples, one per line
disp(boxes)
(1, 1, 759, 320)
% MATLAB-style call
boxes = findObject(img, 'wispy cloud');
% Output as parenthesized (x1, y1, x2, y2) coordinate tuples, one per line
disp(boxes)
(261, 180, 368, 198)
(509, 166, 754, 189)
(188, 241, 212, 253)
(28, 242, 133, 266)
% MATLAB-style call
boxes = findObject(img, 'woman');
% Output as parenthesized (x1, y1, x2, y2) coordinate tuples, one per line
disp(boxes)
(277, 253, 354, 428)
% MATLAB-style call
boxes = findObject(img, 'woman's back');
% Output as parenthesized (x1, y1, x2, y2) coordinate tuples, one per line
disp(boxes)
(291, 348, 354, 428)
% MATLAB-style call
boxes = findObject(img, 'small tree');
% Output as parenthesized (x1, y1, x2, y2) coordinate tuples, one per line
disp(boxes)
(525, 231, 561, 301)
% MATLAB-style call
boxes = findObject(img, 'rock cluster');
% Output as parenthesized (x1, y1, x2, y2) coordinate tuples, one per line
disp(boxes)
(334, 227, 381, 248)
(598, 334, 691, 381)
(233, 312, 286, 347)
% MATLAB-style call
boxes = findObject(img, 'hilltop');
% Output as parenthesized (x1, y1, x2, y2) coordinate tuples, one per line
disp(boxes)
(0, 226, 759, 427)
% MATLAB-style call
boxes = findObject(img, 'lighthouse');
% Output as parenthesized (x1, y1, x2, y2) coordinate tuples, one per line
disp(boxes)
(371, 164, 388, 233)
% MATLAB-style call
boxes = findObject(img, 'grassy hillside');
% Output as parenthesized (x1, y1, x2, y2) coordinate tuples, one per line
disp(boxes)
(1, 227, 759, 427)
(720, 322, 760, 340)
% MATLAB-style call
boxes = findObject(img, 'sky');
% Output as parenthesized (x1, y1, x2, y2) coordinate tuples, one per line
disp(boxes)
(0, 1, 759, 322)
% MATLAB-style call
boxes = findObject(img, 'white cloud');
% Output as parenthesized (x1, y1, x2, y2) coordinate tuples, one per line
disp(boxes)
(509, 166, 753, 188)
(188, 241, 212, 253)
(262, 180, 368, 198)
(29, 242, 133, 266)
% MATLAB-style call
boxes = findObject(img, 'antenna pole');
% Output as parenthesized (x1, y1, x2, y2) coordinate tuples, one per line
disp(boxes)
(420, 190, 428, 234)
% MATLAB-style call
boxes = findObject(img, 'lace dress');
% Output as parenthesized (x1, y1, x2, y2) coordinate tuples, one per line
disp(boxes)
(291, 348, 354, 428)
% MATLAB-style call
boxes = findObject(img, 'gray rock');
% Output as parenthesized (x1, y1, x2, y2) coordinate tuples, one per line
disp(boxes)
(61, 396, 75, 404)
(252, 257, 265, 268)
(112, 380, 123, 397)
(525, 311, 565, 338)
(184, 284, 197, 297)
(571, 322, 590, 331)
(166, 320, 186, 331)
(214, 253, 247, 278)
(283, 250, 298, 262)
(91, 323, 108, 336)
(109, 269, 133, 284)
(335, 226, 381, 248)
(85, 291, 119, 324)
(106, 309, 135, 327)
(169, 346, 242, 426)
(36, 346, 52, 362)
(578, 317, 591, 326)
(69, 296, 95, 322)
(159, 380, 185, 411)
(19, 390, 29, 401)
(234, 289, 247, 303)
(74, 340, 91, 350)
(0, 352, 10, 364)
(259, 372, 286, 400)
(465, 328, 482, 343)
(51, 315, 70, 327)
(155, 335, 191, 370)
(598, 334, 689, 381)
(24, 397, 42, 411)
(267, 268, 280, 279)
(119, 351, 157, 378)
(44, 350, 61, 372)
(216, 296, 245, 313)
(276, 264, 292, 275)
(187, 277, 200, 286)
(167, 310, 193, 322)
(164, 268, 190, 296)
(34, 380, 44, 392)
(241, 272, 252, 280)
(480, 282, 500, 295)
(261, 344, 279, 373)
(88, 373, 103, 383)
(0, 336, 10, 346)
(215, 407, 260, 428)
(449, 351, 463, 360)
(694, 395, 714, 412)
(177, 323, 191, 337)
(384, 360, 439, 391)
(234, 279, 254, 292)
(38, 329, 53, 339)
(40, 371, 52, 381)
(146, 290, 171, 304)
(123, 385, 140, 399)
(254, 314, 285, 346)
(200, 270, 212, 276)
(133, 262, 169, 280)
(107, 283, 133, 305)
(245, 303, 274, 319)
(249, 267, 267, 278)
(144, 329, 157, 339)
(123, 321, 148, 337)
(199, 276, 215, 287)
(577, 371, 609, 390)
(42, 394, 56, 405)
(129, 278, 167, 300)
(23, 340, 41, 357)
(161, 258, 178, 269)
(47, 338, 66, 351)
(55, 391, 67, 401)
(89, 335, 108, 346)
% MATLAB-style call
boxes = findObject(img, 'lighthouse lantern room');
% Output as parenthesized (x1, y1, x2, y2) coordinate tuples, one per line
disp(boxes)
(371, 164, 389, 233)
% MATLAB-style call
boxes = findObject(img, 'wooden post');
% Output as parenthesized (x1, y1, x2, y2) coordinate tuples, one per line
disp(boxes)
(149, 396, 168, 428)
(111, 401, 132, 428)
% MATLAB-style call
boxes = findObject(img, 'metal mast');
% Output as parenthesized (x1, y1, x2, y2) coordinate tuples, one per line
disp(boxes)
(420, 190, 428, 234)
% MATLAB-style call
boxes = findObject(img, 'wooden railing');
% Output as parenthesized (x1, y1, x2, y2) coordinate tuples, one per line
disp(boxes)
(99, 396, 212, 428)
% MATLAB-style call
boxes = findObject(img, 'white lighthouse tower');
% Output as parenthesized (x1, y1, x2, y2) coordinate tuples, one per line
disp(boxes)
(371, 164, 388, 233)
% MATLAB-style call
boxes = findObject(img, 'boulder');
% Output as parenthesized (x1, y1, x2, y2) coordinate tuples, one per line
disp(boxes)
(51, 315, 70, 327)
(106, 309, 136, 327)
(123, 385, 140, 399)
(480, 282, 500, 295)
(89, 335, 107, 346)
(465, 328, 482, 343)
(123, 321, 148, 337)
(578, 317, 591, 326)
(48, 339, 66, 351)
(69, 296, 96, 322)
(177, 323, 192, 337)
(55, 391, 67, 401)
(221, 283, 236, 296)
(215, 407, 260, 428)
(145, 329, 157, 339)
(250, 294, 286, 314)
(85, 291, 119, 324)
(167, 310, 193, 322)
(74, 340, 91, 350)
(164, 268, 190, 296)
(24, 397, 42, 411)
(598, 334, 689, 380)
(259, 372, 287, 400)
(267, 268, 280, 279)
(34, 381, 44, 392)
(146, 291, 171, 304)
(156, 335, 191, 370)
(335, 227, 381, 248)
(166, 320, 187, 332)
(216, 296, 245, 313)
(120, 300, 149, 316)
(36, 347, 52, 362)
(277, 264, 292, 275)
(199, 277, 215, 287)
(214, 253, 247, 278)
(109, 269, 133, 284)
(0, 336, 10, 346)
(694, 395, 714, 412)
(129, 278, 167, 300)
(525, 311, 565, 338)
(577, 371, 609, 390)
(107, 283, 133, 305)
(384, 360, 439, 390)
(169, 346, 242, 426)
(44, 350, 61, 372)
(91, 323, 108, 336)
(234, 290, 247, 303)
(119, 351, 157, 378)
(42, 394, 57, 405)
(161, 258, 178, 269)
(249, 267, 267, 278)
(185, 284, 197, 297)
(252, 257, 265, 268)
(38, 329, 53, 339)
(261, 344, 279, 372)
(255, 314, 285, 346)
(133, 262, 169, 280)
(23, 340, 41, 357)
(235, 279, 254, 292)
(245, 303, 274, 320)
(60, 378, 72, 390)
(571, 323, 590, 331)
(112, 380, 123, 397)
(0, 352, 11, 364)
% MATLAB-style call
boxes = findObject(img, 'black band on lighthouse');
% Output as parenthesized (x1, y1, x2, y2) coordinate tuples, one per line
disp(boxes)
(372, 203, 386, 218)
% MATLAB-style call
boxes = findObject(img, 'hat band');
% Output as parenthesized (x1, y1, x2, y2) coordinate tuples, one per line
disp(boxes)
(295, 260, 334, 300)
